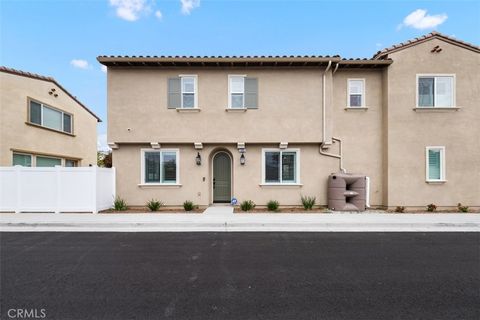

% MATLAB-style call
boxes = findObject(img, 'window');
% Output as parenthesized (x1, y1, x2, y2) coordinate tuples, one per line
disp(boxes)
(29, 100, 73, 133)
(36, 156, 62, 167)
(13, 153, 32, 167)
(262, 149, 299, 184)
(426, 147, 445, 182)
(348, 79, 365, 107)
(418, 75, 454, 107)
(229, 75, 245, 108)
(142, 149, 179, 184)
(65, 159, 77, 167)
(181, 76, 197, 108)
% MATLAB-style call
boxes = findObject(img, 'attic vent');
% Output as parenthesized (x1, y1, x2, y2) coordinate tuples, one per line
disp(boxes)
(431, 45, 442, 53)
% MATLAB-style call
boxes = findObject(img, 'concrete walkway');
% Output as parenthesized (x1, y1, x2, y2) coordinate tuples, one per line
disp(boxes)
(1, 211, 479, 232)
(203, 206, 234, 215)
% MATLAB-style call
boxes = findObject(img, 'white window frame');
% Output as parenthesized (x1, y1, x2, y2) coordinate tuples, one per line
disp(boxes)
(179, 75, 198, 109)
(425, 146, 446, 183)
(261, 148, 301, 185)
(228, 75, 247, 109)
(347, 78, 366, 108)
(29, 99, 73, 134)
(140, 148, 180, 185)
(416, 74, 456, 108)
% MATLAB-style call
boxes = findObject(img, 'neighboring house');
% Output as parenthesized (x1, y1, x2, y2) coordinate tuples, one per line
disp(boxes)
(98, 32, 479, 209)
(0, 67, 101, 167)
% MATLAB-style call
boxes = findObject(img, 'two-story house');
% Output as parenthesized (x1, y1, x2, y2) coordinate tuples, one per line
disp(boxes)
(0, 67, 101, 167)
(98, 32, 479, 209)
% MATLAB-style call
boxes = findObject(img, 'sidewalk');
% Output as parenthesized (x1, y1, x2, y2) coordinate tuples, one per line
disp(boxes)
(1, 211, 479, 232)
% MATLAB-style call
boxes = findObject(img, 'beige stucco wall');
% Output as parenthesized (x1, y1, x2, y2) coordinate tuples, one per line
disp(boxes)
(333, 70, 385, 207)
(0, 72, 98, 166)
(385, 39, 480, 207)
(113, 144, 340, 207)
(108, 68, 325, 143)
(109, 66, 388, 207)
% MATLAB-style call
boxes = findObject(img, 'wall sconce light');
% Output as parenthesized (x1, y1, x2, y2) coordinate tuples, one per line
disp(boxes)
(195, 152, 202, 166)
(240, 152, 245, 165)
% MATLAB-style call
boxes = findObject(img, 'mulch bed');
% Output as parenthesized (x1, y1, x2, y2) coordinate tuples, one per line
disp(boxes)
(235, 208, 480, 214)
(100, 207, 203, 214)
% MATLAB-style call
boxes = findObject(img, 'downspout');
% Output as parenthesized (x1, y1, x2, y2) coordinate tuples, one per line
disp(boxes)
(322, 60, 332, 144)
(319, 61, 346, 173)
(320, 137, 346, 173)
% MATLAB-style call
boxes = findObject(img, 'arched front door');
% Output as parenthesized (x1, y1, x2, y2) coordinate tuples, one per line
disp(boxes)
(213, 152, 232, 203)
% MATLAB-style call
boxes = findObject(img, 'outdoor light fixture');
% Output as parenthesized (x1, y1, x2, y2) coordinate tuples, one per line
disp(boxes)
(195, 152, 202, 166)
(240, 153, 245, 165)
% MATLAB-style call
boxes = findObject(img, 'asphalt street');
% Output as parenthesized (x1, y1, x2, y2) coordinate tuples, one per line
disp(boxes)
(1, 232, 479, 320)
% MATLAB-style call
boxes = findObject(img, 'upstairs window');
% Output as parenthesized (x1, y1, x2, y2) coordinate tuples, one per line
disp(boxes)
(426, 146, 446, 182)
(418, 75, 454, 107)
(168, 76, 197, 109)
(229, 75, 245, 108)
(29, 100, 73, 134)
(142, 149, 179, 184)
(348, 79, 365, 107)
(181, 76, 196, 108)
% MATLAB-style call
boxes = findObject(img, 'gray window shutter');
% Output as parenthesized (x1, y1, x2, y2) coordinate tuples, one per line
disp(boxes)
(244, 77, 258, 109)
(168, 77, 181, 109)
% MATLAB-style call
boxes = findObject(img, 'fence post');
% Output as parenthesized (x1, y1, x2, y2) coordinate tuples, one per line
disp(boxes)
(55, 165, 61, 214)
(92, 166, 98, 214)
(14, 165, 21, 213)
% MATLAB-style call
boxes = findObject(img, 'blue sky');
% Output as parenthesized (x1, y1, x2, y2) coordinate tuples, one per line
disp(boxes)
(1, 0, 479, 150)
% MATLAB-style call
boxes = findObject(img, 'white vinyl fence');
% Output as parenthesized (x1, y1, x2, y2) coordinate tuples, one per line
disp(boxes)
(0, 166, 116, 213)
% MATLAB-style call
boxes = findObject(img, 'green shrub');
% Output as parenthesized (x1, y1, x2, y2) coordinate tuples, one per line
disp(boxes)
(426, 203, 437, 212)
(457, 203, 469, 213)
(113, 197, 127, 211)
(267, 200, 280, 212)
(301, 195, 316, 210)
(146, 199, 164, 212)
(183, 200, 195, 211)
(240, 200, 256, 211)
(395, 206, 405, 213)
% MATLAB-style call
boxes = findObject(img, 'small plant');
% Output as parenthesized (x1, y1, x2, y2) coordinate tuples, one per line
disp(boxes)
(395, 206, 406, 213)
(301, 195, 316, 210)
(426, 203, 437, 212)
(113, 197, 127, 211)
(240, 200, 256, 211)
(457, 203, 469, 213)
(267, 200, 280, 212)
(183, 200, 195, 211)
(146, 199, 164, 212)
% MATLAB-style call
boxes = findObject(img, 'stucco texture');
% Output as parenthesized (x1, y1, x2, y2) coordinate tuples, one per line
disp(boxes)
(0, 72, 98, 166)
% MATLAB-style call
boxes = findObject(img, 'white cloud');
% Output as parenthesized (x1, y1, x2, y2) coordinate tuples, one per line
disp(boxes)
(97, 133, 111, 151)
(101, 65, 107, 73)
(399, 9, 447, 30)
(70, 59, 90, 69)
(155, 10, 163, 20)
(109, 0, 149, 21)
(180, 0, 200, 15)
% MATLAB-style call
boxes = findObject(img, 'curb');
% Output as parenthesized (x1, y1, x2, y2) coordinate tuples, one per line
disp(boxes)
(2, 222, 479, 232)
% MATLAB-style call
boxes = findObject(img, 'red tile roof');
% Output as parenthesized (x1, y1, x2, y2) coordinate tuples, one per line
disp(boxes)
(373, 31, 480, 59)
